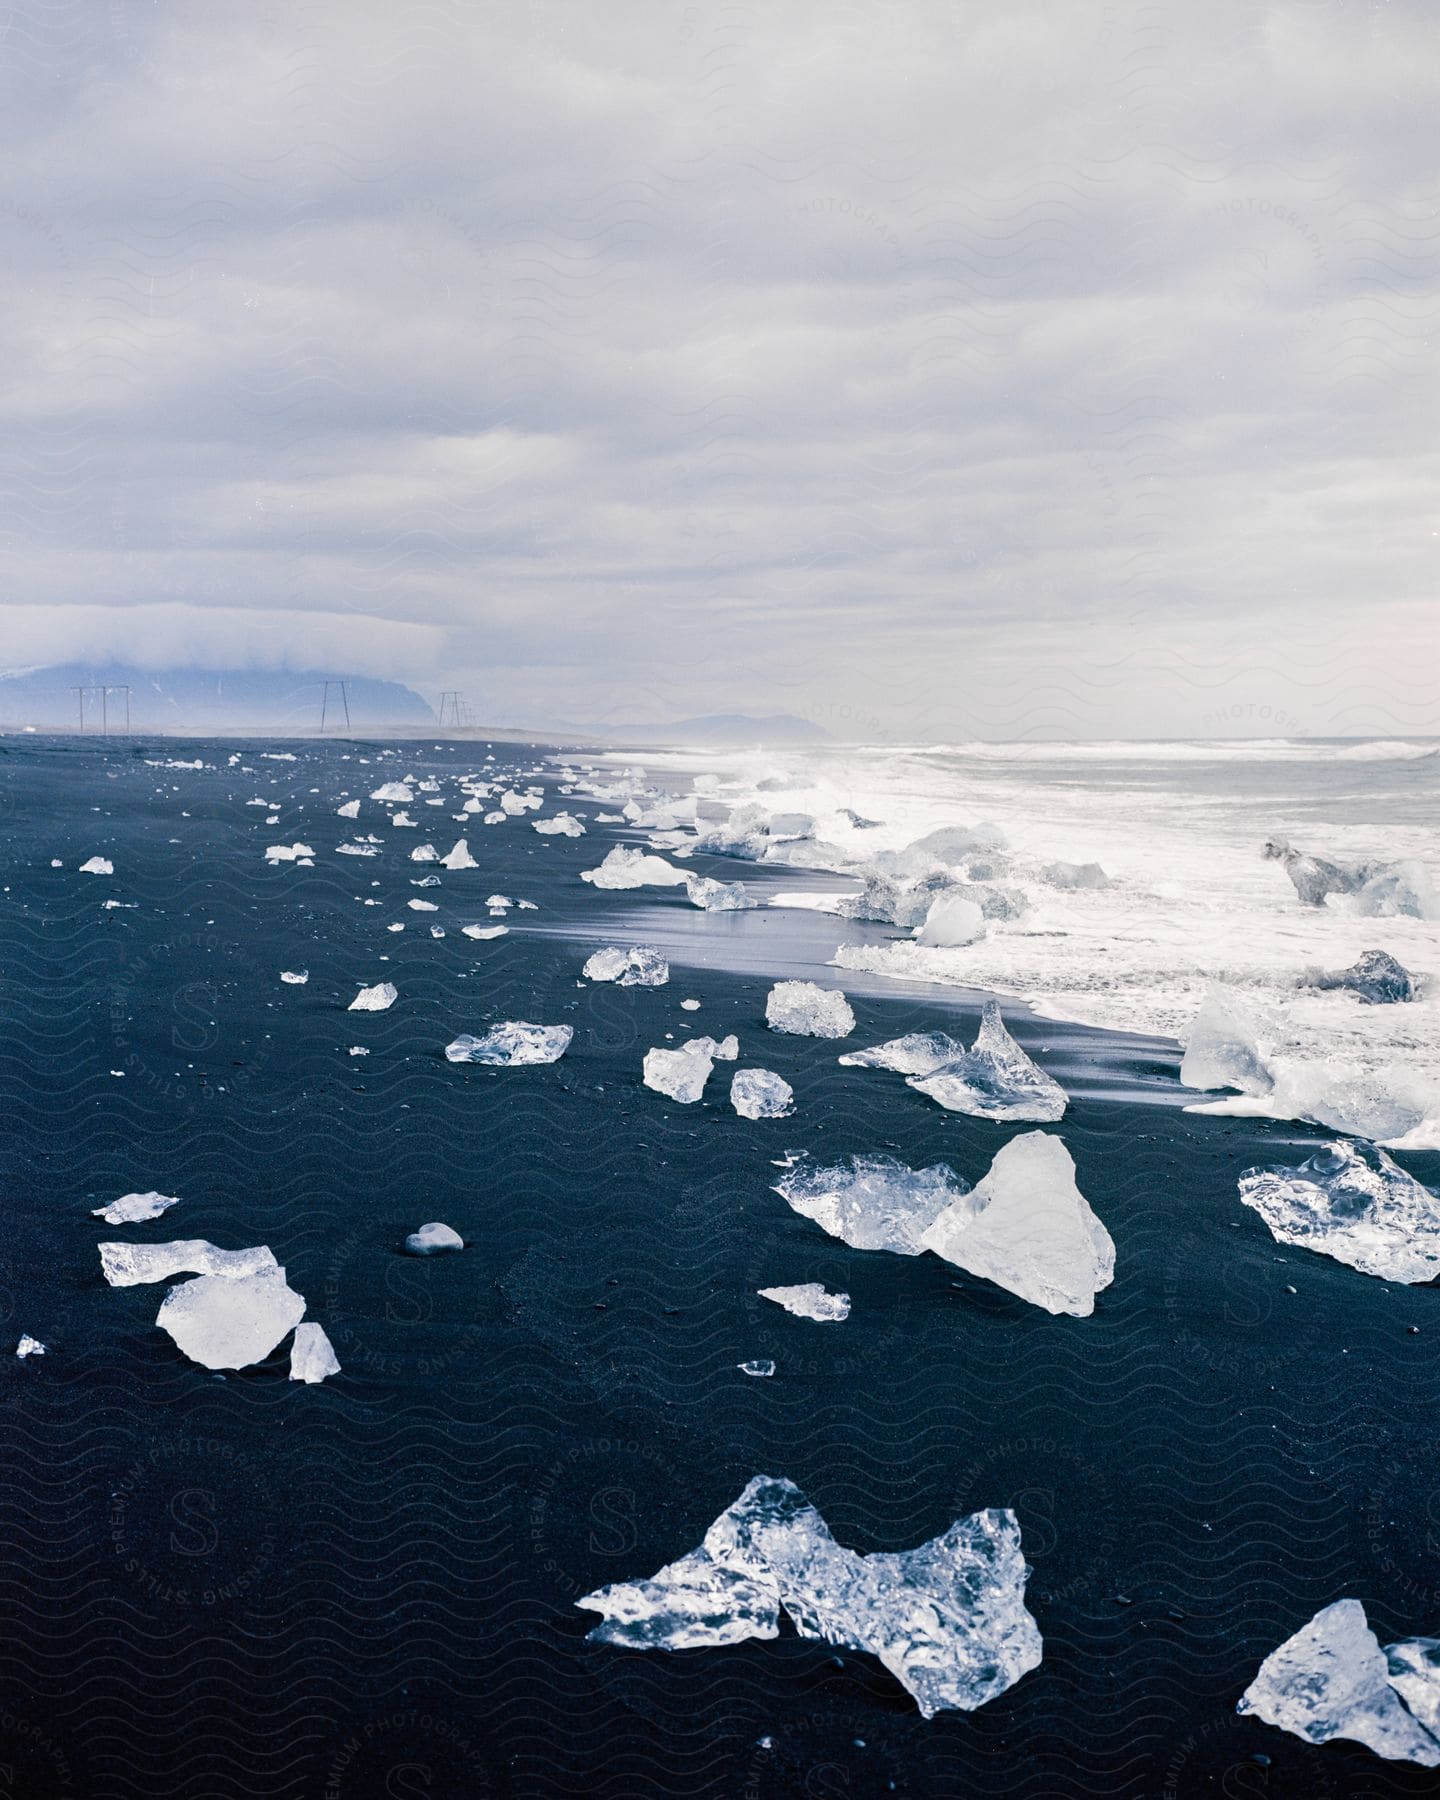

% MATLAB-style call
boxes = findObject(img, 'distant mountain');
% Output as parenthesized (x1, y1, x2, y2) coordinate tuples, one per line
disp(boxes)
(0, 664, 434, 731)
(575, 713, 831, 747)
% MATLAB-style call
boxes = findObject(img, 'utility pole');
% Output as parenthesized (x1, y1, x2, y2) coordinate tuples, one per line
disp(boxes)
(320, 679, 351, 733)
(103, 684, 131, 734)
(438, 690, 464, 729)
(71, 685, 89, 732)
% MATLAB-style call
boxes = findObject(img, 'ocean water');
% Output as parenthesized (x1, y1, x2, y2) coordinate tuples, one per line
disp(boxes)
(588, 739, 1440, 1137)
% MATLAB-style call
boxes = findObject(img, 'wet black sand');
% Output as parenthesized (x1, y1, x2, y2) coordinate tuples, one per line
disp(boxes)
(1, 735, 1438, 1798)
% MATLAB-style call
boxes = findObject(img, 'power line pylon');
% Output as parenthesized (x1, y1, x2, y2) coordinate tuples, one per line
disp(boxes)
(100, 684, 131, 735)
(437, 690, 463, 729)
(70, 685, 91, 732)
(319, 680, 351, 734)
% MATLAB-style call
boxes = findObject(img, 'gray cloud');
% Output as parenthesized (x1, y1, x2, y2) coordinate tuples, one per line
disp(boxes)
(0, 0, 1435, 736)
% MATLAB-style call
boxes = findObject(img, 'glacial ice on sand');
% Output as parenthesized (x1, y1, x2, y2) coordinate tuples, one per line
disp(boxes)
(100, 1240, 279, 1287)
(765, 981, 855, 1038)
(920, 1132, 1114, 1317)
(404, 1222, 464, 1255)
(1238, 1599, 1440, 1766)
(914, 895, 986, 947)
(839, 1032, 965, 1075)
(1304, 949, 1416, 1004)
(578, 1474, 1042, 1718)
(79, 856, 114, 875)
(906, 1001, 1067, 1123)
(336, 799, 360, 818)
(643, 1040, 716, 1103)
(157, 1269, 307, 1371)
(92, 1191, 181, 1224)
(534, 813, 585, 837)
(1263, 838, 1376, 907)
(737, 1360, 776, 1377)
(461, 924, 508, 940)
(775, 1154, 971, 1255)
(289, 1321, 341, 1384)
(369, 782, 413, 803)
(1041, 860, 1111, 890)
(1238, 1140, 1440, 1282)
(265, 843, 314, 864)
(1179, 985, 1275, 1095)
(440, 838, 477, 869)
(685, 874, 757, 911)
(757, 1283, 849, 1321)
(583, 946, 669, 986)
(16, 1336, 45, 1358)
(348, 981, 398, 1013)
(280, 969, 309, 985)
(444, 1023, 573, 1064)
(581, 847, 689, 888)
(1264, 839, 1439, 918)
(730, 1070, 795, 1119)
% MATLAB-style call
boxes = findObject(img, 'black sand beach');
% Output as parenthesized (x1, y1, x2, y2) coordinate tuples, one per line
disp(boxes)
(1, 736, 1438, 1798)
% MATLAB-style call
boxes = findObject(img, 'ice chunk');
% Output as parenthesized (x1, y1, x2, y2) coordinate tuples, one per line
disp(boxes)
(583, 946, 669, 987)
(1237, 1599, 1440, 1766)
(581, 847, 689, 888)
(730, 1070, 795, 1119)
(444, 1022, 573, 1064)
(92, 1191, 181, 1225)
(643, 1040, 715, 1103)
(440, 838, 477, 869)
(579, 1475, 1042, 1718)
(837, 871, 931, 927)
(79, 855, 114, 875)
(156, 1268, 307, 1371)
(404, 1222, 464, 1255)
(534, 813, 585, 837)
(15, 1335, 45, 1357)
(289, 1321, 341, 1384)
(349, 981, 398, 1012)
(775, 1154, 971, 1255)
(265, 843, 314, 863)
(1179, 985, 1274, 1094)
(757, 1283, 849, 1321)
(336, 799, 360, 818)
(99, 1240, 279, 1287)
(1304, 949, 1416, 1005)
(411, 844, 438, 862)
(840, 808, 882, 829)
(1353, 862, 1440, 920)
(369, 782, 413, 803)
(461, 924, 508, 940)
(907, 1001, 1068, 1123)
(390, 811, 416, 827)
(685, 874, 757, 911)
(681, 998, 701, 1011)
(765, 981, 855, 1038)
(839, 1031, 965, 1075)
(1384, 1639, 1440, 1744)
(915, 895, 985, 947)
(1263, 837, 1375, 906)
(407, 899, 438, 912)
(280, 969, 309, 985)
(737, 1359, 776, 1377)
(920, 1132, 1114, 1317)
(1238, 1140, 1440, 1281)
(1041, 860, 1111, 890)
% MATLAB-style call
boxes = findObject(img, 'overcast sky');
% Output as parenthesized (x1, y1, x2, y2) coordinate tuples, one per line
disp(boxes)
(1, 0, 1436, 738)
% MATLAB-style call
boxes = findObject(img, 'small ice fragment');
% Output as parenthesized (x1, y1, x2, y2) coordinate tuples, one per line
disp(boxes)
(462, 924, 508, 940)
(1238, 1140, 1440, 1282)
(407, 899, 438, 912)
(348, 1046, 369, 1056)
(1237, 1599, 1440, 1766)
(405, 1222, 464, 1255)
(738, 1359, 776, 1378)
(1304, 949, 1416, 1005)
(411, 844, 438, 862)
(775, 1154, 969, 1255)
(534, 813, 585, 837)
(444, 1023, 573, 1064)
(15, 1335, 45, 1357)
(368, 782, 413, 803)
(349, 981, 398, 1012)
(156, 1268, 307, 1370)
(731, 1070, 794, 1119)
(1179, 985, 1274, 1094)
(681, 999, 701, 1011)
(839, 1031, 964, 1075)
(440, 838, 477, 869)
(1041, 860, 1111, 890)
(336, 799, 360, 818)
(915, 895, 985, 947)
(643, 1040, 715, 1103)
(920, 1132, 1115, 1317)
(685, 874, 756, 911)
(92, 1191, 181, 1225)
(578, 1474, 1043, 1718)
(280, 969, 309, 985)
(583, 946, 669, 987)
(765, 981, 855, 1039)
(79, 856, 114, 875)
(581, 847, 689, 888)
(265, 842, 314, 863)
(289, 1321, 341, 1383)
(757, 1283, 849, 1322)
(906, 1001, 1067, 1123)
(100, 1240, 279, 1287)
